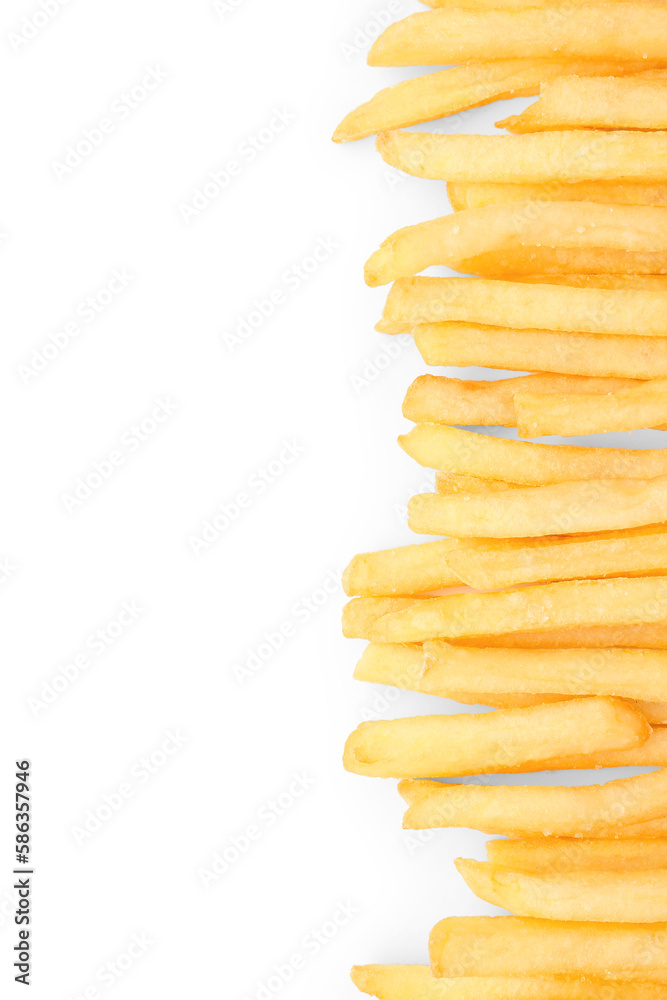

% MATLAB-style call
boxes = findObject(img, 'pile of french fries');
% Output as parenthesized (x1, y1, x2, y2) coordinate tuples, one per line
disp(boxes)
(335, 1, 667, 996)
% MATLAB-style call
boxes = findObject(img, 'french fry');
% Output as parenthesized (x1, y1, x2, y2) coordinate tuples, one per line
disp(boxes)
(515, 380, 667, 436)
(448, 180, 667, 212)
(446, 527, 667, 589)
(368, 6, 667, 66)
(409, 481, 667, 539)
(478, 727, 667, 773)
(366, 203, 667, 286)
(400, 767, 667, 836)
(514, 274, 667, 290)
(592, 815, 667, 838)
(368, 578, 667, 642)
(343, 540, 461, 597)
(383, 278, 667, 337)
(414, 322, 667, 380)
(457, 859, 667, 923)
(351, 964, 667, 1000)
(460, 623, 667, 650)
(377, 130, 667, 183)
(343, 597, 420, 639)
(403, 373, 642, 426)
(401, 424, 667, 484)
(429, 916, 667, 980)
(461, 246, 667, 278)
(499, 74, 667, 133)
(423, 641, 667, 704)
(343, 697, 649, 778)
(486, 835, 667, 872)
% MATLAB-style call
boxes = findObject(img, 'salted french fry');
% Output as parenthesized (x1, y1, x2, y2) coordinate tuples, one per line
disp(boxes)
(343, 697, 649, 778)
(516, 380, 667, 436)
(499, 74, 667, 133)
(353, 642, 425, 689)
(414, 322, 667, 380)
(400, 767, 667, 836)
(333, 61, 663, 142)
(486, 835, 667, 872)
(408, 480, 667, 539)
(448, 180, 667, 212)
(368, 578, 667, 642)
(435, 472, 519, 494)
(343, 540, 461, 597)
(457, 859, 667, 923)
(404, 373, 642, 426)
(461, 246, 667, 278)
(383, 278, 667, 337)
(401, 424, 667, 484)
(429, 915, 667, 980)
(377, 130, 667, 183)
(423, 641, 667, 704)
(366, 203, 667, 287)
(368, 6, 667, 66)
(343, 597, 420, 639)
(351, 964, 667, 1000)
(446, 527, 667, 589)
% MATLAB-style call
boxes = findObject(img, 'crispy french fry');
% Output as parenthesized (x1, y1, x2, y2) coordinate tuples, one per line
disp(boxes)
(343, 697, 649, 778)
(353, 642, 667, 724)
(429, 915, 667, 979)
(343, 540, 460, 597)
(514, 274, 667, 290)
(458, 858, 667, 923)
(403, 372, 642, 426)
(383, 278, 667, 337)
(435, 472, 518, 494)
(486, 835, 667, 872)
(515, 380, 667, 436)
(366, 203, 667, 286)
(461, 245, 667, 278)
(414, 322, 667, 380)
(377, 130, 667, 183)
(368, 5, 667, 65)
(408, 480, 667, 539)
(401, 424, 667, 484)
(448, 180, 667, 212)
(368, 578, 667, 642)
(351, 964, 667, 1000)
(460, 623, 667, 649)
(479, 728, 667, 773)
(423, 641, 667, 703)
(333, 61, 663, 142)
(400, 767, 667, 836)
(343, 597, 420, 639)
(593, 815, 667, 838)
(447, 527, 667, 589)
(499, 74, 667, 133)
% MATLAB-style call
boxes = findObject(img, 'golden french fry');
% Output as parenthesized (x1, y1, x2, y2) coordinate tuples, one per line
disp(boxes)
(377, 130, 667, 183)
(400, 767, 667, 836)
(369, 578, 667, 642)
(457, 858, 667, 923)
(403, 372, 642, 426)
(447, 526, 667, 589)
(499, 74, 667, 133)
(461, 245, 667, 278)
(460, 623, 667, 650)
(414, 322, 667, 380)
(448, 180, 667, 212)
(402, 424, 667, 484)
(366, 203, 667, 287)
(343, 698, 649, 778)
(368, 5, 667, 64)
(343, 540, 461, 597)
(408, 481, 667, 539)
(514, 274, 667, 290)
(429, 915, 667, 980)
(593, 815, 667, 838)
(486, 835, 667, 872)
(435, 472, 519, 494)
(343, 597, 420, 639)
(515, 380, 667, 436)
(423, 641, 667, 704)
(351, 964, 666, 1000)
(383, 278, 667, 337)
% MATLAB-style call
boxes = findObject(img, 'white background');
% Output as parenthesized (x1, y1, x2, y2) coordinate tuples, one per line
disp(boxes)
(0, 1, 660, 998)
